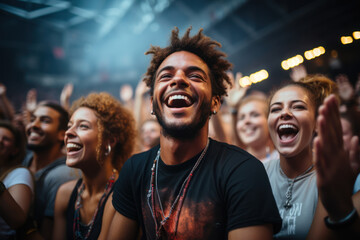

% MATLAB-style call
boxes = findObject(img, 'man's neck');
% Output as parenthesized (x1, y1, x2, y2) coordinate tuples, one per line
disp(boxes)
(159, 129, 209, 165)
(29, 146, 64, 173)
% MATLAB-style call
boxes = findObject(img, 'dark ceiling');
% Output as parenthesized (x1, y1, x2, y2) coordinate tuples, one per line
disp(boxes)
(1, 0, 359, 108)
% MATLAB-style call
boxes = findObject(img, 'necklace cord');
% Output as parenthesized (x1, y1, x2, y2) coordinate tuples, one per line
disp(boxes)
(73, 172, 117, 239)
(147, 139, 210, 238)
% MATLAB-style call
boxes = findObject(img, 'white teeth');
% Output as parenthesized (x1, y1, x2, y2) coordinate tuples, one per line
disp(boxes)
(279, 124, 297, 130)
(29, 132, 41, 137)
(168, 95, 190, 104)
(66, 143, 82, 149)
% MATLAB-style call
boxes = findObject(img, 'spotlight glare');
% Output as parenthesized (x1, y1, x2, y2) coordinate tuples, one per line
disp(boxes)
(353, 31, 360, 40)
(341, 36, 353, 45)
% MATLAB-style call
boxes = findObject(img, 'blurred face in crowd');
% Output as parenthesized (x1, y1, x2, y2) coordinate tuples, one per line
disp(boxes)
(268, 86, 316, 158)
(26, 106, 64, 151)
(141, 120, 160, 149)
(236, 100, 269, 148)
(0, 127, 17, 162)
(65, 107, 100, 169)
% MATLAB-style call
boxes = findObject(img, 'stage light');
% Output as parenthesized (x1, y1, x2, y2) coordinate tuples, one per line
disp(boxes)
(353, 31, 360, 40)
(239, 76, 251, 87)
(341, 36, 353, 45)
(281, 60, 289, 70)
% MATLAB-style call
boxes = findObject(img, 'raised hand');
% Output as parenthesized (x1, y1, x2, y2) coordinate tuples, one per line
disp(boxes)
(336, 74, 355, 102)
(60, 83, 73, 110)
(224, 72, 248, 109)
(0, 83, 6, 95)
(26, 89, 37, 112)
(314, 94, 359, 220)
(290, 64, 307, 82)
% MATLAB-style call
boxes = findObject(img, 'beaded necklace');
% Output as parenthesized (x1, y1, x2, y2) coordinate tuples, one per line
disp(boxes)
(279, 164, 314, 209)
(147, 139, 209, 239)
(73, 171, 117, 239)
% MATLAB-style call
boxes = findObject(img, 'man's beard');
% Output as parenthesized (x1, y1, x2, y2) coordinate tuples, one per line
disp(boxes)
(153, 98, 211, 140)
(27, 142, 53, 152)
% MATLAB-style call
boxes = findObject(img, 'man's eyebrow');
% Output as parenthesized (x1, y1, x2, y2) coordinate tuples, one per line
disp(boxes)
(186, 66, 207, 76)
(156, 66, 174, 78)
(156, 66, 208, 78)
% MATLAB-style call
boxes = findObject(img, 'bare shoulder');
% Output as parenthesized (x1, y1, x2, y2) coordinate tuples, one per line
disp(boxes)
(57, 179, 78, 196)
(55, 179, 78, 210)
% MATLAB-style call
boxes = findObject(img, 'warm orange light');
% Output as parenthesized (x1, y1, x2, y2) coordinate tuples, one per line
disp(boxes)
(281, 60, 289, 70)
(304, 50, 314, 60)
(353, 31, 360, 40)
(239, 76, 251, 87)
(341, 36, 353, 45)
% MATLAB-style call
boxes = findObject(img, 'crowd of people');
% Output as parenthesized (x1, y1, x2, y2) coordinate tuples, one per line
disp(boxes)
(0, 27, 359, 240)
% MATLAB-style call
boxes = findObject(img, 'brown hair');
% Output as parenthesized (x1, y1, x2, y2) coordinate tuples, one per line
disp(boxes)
(70, 92, 136, 170)
(0, 120, 26, 166)
(238, 95, 269, 117)
(268, 74, 339, 117)
(143, 27, 232, 98)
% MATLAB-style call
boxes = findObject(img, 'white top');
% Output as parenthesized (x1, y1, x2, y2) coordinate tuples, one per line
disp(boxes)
(0, 167, 34, 239)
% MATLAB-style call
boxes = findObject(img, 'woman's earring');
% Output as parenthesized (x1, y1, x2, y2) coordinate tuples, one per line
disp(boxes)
(105, 144, 111, 156)
(213, 110, 217, 115)
(151, 110, 154, 115)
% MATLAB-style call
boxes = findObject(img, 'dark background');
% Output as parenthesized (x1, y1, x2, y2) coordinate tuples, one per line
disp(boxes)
(1, 0, 359, 109)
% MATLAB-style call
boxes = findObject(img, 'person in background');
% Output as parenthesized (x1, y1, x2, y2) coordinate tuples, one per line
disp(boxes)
(106, 27, 282, 240)
(0, 121, 34, 239)
(0, 84, 15, 122)
(23, 101, 81, 240)
(140, 118, 160, 152)
(265, 75, 338, 239)
(235, 95, 278, 163)
(53, 92, 136, 240)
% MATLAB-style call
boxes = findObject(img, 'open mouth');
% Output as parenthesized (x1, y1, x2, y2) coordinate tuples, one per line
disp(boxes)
(277, 124, 299, 141)
(165, 94, 194, 108)
(66, 142, 83, 153)
(27, 130, 44, 140)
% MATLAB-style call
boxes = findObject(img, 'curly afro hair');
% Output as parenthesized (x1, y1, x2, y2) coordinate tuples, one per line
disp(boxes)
(69, 92, 136, 170)
(143, 27, 232, 98)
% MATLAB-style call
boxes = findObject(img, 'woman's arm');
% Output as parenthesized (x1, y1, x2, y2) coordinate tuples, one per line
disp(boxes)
(0, 183, 32, 229)
(53, 180, 76, 240)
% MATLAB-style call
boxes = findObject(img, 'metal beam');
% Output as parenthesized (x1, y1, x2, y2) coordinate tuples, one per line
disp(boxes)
(0, 1, 70, 19)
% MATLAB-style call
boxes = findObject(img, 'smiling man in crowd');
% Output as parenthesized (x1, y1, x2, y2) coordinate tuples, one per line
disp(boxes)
(23, 101, 80, 239)
(105, 27, 282, 240)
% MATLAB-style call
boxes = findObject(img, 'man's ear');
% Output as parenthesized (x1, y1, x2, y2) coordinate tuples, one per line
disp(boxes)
(211, 96, 221, 113)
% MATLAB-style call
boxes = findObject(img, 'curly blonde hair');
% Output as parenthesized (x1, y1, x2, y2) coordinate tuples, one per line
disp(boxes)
(268, 75, 339, 117)
(70, 92, 136, 170)
(143, 27, 232, 98)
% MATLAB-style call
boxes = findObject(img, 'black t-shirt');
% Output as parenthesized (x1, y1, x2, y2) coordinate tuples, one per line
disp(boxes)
(113, 138, 282, 239)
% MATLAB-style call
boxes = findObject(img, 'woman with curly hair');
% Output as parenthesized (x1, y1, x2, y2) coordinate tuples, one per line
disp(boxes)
(264, 75, 338, 239)
(53, 92, 136, 240)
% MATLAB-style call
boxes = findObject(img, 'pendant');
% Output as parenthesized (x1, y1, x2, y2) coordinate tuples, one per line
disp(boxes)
(284, 200, 292, 209)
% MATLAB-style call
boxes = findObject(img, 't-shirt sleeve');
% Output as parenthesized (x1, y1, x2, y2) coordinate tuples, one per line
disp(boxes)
(3, 168, 34, 193)
(112, 158, 138, 221)
(224, 156, 282, 233)
(43, 165, 80, 217)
